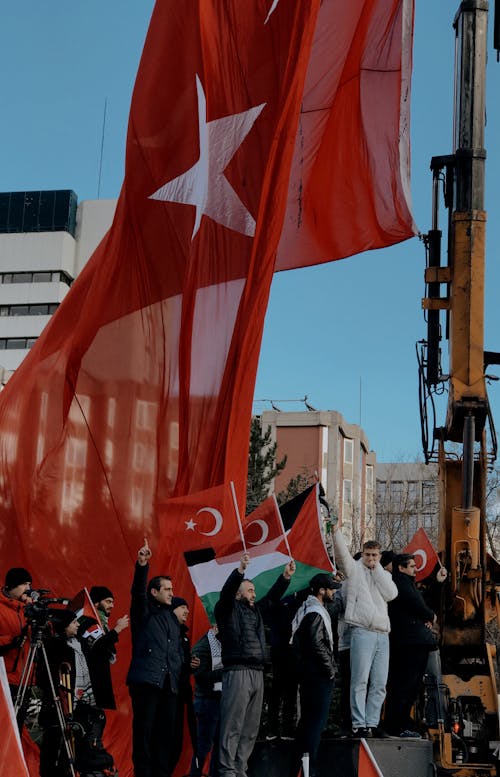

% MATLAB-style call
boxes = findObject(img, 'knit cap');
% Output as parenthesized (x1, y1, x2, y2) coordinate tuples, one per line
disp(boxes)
(89, 586, 114, 603)
(171, 596, 188, 609)
(5, 567, 32, 590)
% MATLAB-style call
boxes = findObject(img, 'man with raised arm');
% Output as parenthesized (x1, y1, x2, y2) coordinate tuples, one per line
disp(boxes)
(332, 527, 398, 737)
(126, 539, 183, 777)
(215, 552, 295, 777)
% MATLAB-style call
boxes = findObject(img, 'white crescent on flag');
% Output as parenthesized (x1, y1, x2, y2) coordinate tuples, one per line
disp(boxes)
(413, 549, 427, 573)
(246, 519, 270, 546)
(197, 507, 223, 536)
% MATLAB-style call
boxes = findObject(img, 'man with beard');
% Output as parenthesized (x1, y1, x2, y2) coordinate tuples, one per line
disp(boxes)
(215, 552, 295, 777)
(289, 573, 339, 777)
(0, 567, 32, 703)
(86, 585, 129, 710)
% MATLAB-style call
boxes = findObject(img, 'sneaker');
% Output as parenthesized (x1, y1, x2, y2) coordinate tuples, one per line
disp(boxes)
(352, 727, 372, 738)
(266, 733, 278, 741)
(399, 729, 421, 739)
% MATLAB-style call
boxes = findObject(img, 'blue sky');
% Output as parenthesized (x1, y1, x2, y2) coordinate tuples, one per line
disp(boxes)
(1, 1, 499, 463)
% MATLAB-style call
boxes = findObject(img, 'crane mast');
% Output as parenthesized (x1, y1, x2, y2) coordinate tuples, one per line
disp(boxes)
(420, 2, 500, 774)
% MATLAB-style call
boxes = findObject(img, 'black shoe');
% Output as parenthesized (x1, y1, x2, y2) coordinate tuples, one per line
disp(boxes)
(352, 727, 372, 738)
(371, 727, 397, 739)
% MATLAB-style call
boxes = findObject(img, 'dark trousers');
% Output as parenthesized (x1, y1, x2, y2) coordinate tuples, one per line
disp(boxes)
(384, 645, 430, 735)
(268, 646, 298, 737)
(190, 695, 221, 777)
(338, 649, 351, 730)
(129, 682, 178, 777)
(290, 674, 334, 777)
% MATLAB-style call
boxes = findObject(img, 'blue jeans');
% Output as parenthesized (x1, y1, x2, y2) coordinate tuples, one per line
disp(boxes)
(190, 695, 221, 776)
(350, 627, 389, 729)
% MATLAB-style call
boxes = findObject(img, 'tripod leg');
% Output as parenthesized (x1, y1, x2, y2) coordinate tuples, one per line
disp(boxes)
(38, 643, 77, 777)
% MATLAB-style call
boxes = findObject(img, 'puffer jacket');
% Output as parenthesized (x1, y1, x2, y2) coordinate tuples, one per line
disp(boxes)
(126, 563, 183, 692)
(333, 530, 397, 633)
(0, 589, 28, 684)
(215, 568, 289, 669)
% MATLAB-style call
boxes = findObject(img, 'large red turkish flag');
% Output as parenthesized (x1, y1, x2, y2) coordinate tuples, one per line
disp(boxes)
(0, 2, 414, 774)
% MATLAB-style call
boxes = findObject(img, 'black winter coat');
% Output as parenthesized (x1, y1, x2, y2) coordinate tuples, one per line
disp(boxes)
(126, 563, 183, 692)
(293, 611, 335, 679)
(389, 571, 437, 648)
(215, 568, 290, 668)
(191, 632, 223, 699)
(84, 627, 119, 709)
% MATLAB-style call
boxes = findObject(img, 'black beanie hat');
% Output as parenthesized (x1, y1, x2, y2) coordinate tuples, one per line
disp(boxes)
(171, 596, 188, 610)
(5, 567, 32, 590)
(380, 550, 396, 569)
(89, 586, 114, 604)
(52, 609, 78, 633)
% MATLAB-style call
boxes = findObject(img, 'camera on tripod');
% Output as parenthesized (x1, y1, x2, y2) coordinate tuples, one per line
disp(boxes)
(25, 589, 71, 633)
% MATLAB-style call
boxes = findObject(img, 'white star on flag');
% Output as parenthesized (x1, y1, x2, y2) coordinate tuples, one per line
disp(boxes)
(185, 519, 197, 531)
(150, 75, 265, 238)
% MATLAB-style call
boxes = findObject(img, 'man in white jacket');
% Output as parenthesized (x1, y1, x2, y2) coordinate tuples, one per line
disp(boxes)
(332, 526, 398, 737)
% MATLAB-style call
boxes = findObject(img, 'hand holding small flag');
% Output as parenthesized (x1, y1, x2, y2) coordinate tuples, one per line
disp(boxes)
(238, 552, 251, 574)
(284, 558, 296, 580)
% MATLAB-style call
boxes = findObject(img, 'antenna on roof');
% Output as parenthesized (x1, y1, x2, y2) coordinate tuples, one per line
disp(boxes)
(97, 97, 108, 199)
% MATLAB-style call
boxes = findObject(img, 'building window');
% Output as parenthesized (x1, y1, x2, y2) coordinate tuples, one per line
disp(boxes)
(344, 438, 353, 465)
(343, 478, 352, 504)
(422, 481, 435, 507)
(0, 337, 38, 350)
(0, 302, 59, 316)
(366, 465, 373, 489)
(0, 270, 72, 286)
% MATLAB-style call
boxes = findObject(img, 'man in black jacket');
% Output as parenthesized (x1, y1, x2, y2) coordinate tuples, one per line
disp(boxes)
(289, 573, 339, 777)
(85, 585, 129, 710)
(190, 624, 223, 777)
(126, 539, 183, 777)
(384, 553, 438, 737)
(215, 552, 295, 777)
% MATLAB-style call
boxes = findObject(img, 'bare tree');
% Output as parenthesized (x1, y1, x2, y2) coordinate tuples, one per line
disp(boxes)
(375, 463, 439, 551)
(486, 464, 500, 559)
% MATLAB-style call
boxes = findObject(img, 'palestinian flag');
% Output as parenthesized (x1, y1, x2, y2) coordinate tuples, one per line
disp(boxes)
(186, 483, 334, 620)
(69, 588, 104, 642)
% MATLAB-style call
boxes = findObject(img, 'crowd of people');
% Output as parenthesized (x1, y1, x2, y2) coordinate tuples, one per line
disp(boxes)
(0, 526, 446, 777)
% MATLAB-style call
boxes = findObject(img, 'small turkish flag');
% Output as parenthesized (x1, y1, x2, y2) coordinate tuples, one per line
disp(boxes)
(403, 528, 440, 581)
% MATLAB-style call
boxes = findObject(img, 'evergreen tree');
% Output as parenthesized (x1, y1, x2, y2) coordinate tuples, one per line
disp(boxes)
(277, 472, 314, 505)
(246, 417, 287, 514)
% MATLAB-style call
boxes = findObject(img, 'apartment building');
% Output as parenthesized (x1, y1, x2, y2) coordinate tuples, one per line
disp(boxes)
(261, 409, 376, 548)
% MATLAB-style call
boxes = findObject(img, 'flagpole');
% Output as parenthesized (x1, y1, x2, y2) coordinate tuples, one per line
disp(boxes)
(230, 481, 247, 553)
(272, 494, 292, 559)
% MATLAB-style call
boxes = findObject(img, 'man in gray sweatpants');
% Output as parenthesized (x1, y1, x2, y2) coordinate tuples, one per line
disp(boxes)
(215, 552, 295, 777)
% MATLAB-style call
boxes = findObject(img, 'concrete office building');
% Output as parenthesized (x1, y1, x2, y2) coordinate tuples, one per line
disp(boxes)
(375, 461, 439, 549)
(0, 190, 116, 372)
(261, 409, 376, 549)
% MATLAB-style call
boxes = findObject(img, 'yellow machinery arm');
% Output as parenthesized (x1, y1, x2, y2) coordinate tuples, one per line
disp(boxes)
(419, 2, 500, 774)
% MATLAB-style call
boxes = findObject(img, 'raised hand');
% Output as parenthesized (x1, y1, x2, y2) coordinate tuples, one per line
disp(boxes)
(138, 537, 152, 566)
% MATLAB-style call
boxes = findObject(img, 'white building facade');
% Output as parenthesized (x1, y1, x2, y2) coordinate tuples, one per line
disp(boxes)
(0, 190, 116, 372)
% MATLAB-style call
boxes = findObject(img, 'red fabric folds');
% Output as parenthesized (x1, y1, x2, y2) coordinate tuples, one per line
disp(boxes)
(0, 2, 415, 774)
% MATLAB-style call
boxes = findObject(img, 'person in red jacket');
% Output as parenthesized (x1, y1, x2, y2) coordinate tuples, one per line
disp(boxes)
(0, 567, 32, 700)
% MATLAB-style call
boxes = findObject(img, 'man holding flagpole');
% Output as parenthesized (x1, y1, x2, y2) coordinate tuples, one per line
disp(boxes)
(215, 552, 295, 777)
